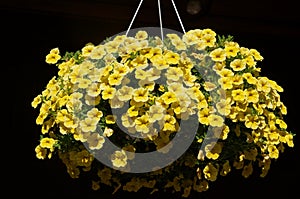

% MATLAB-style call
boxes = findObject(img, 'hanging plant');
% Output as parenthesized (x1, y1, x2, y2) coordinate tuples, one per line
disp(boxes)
(31, 0, 295, 197)
(32, 27, 295, 197)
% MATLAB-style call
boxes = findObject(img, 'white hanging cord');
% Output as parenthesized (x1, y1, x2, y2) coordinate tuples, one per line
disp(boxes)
(126, 0, 144, 36)
(126, 0, 185, 37)
(158, 0, 164, 41)
(171, 0, 186, 34)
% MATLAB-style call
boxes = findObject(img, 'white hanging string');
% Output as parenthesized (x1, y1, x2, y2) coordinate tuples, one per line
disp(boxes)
(158, 0, 164, 41)
(126, 0, 144, 36)
(171, 0, 186, 34)
(126, 0, 186, 37)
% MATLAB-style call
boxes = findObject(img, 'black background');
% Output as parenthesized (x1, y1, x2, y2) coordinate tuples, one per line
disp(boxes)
(4, 0, 299, 198)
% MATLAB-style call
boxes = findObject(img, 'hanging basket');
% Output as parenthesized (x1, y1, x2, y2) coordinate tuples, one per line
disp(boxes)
(32, 0, 295, 197)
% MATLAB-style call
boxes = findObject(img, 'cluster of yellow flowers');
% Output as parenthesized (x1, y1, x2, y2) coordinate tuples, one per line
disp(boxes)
(32, 28, 294, 197)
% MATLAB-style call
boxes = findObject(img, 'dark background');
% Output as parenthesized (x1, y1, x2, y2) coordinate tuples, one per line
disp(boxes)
(3, 0, 299, 198)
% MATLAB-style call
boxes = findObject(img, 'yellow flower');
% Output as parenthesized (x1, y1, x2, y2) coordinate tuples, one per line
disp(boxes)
(146, 68, 161, 81)
(41, 118, 55, 134)
(224, 41, 239, 57)
(285, 134, 294, 147)
(161, 114, 177, 131)
(46, 53, 61, 64)
(269, 79, 283, 92)
(257, 77, 271, 93)
(171, 101, 185, 115)
(64, 63, 76, 77)
(220, 161, 231, 176)
(102, 65, 113, 77)
(165, 67, 184, 82)
(172, 39, 187, 50)
(114, 63, 129, 76)
(198, 108, 210, 125)
(244, 114, 259, 129)
(209, 48, 226, 62)
(106, 115, 116, 124)
(149, 104, 165, 122)
(116, 86, 134, 101)
(105, 40, 119, 53)
(149, 47, 163, 61)
(231, 75, 244, 86)
(250, 48, 264, 61)
(161, 91, 177, 105)
(113, 35, 126, 43)
(125, 41, 142, 53)
(82, 43, 95, 57)
(87, 133, 105, 150)
(205, 142, 222, 160)
(276, 118, 287, 129)
(35, 145, 47, 159)
(133, 88, 148, 102)
(36, 107, 49, 125)
(208, 114, 224, 127)
(127, 105, 139, 117)
(77, 78, 92, 89)
(183, 72, 197, 86)
(231, 89, 246, 102)
(166, 33, 181, 41)
(203, 163, 218, 181)
(216, 98, 231, 116)
(80, 117, 98, 133)
(167, 82, 184, 95)
(50, 47, 60, 54)
(230, 59, 246, 71)
(218, 77, 233, 90)
(182, 186, 192, 198)
(102, 86, 116, 100)
(140, 47, 154, 58)
(40, 137, 56, 149)
(164, 51, 180, 65)
(139, 79, 155, 91)
(201, 28, 216, 37)
(212, 125, 229, 140)
(135, 30, 148, 40)
(87, 82, 101, 97)
(201, 34, 216, 47)
(152, 55, 169, 70)
(186, 87, 203, 101)
(121, 114, 135, 129)
(183, 33, 198, 45)
(245, 89, 259, 103)
(268, 145, 279, 159)
(31, 94, 42, 108)
(217, 68, 234, 78)
(108, 73, 123, 86)
(111, 150, 128, 168)
(135, 114, 150, 134)
(90, 45, 106, 59)
(213, 62, 225, 72)
(135, 68, 149, 80)
(131, 55, 148, 69)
